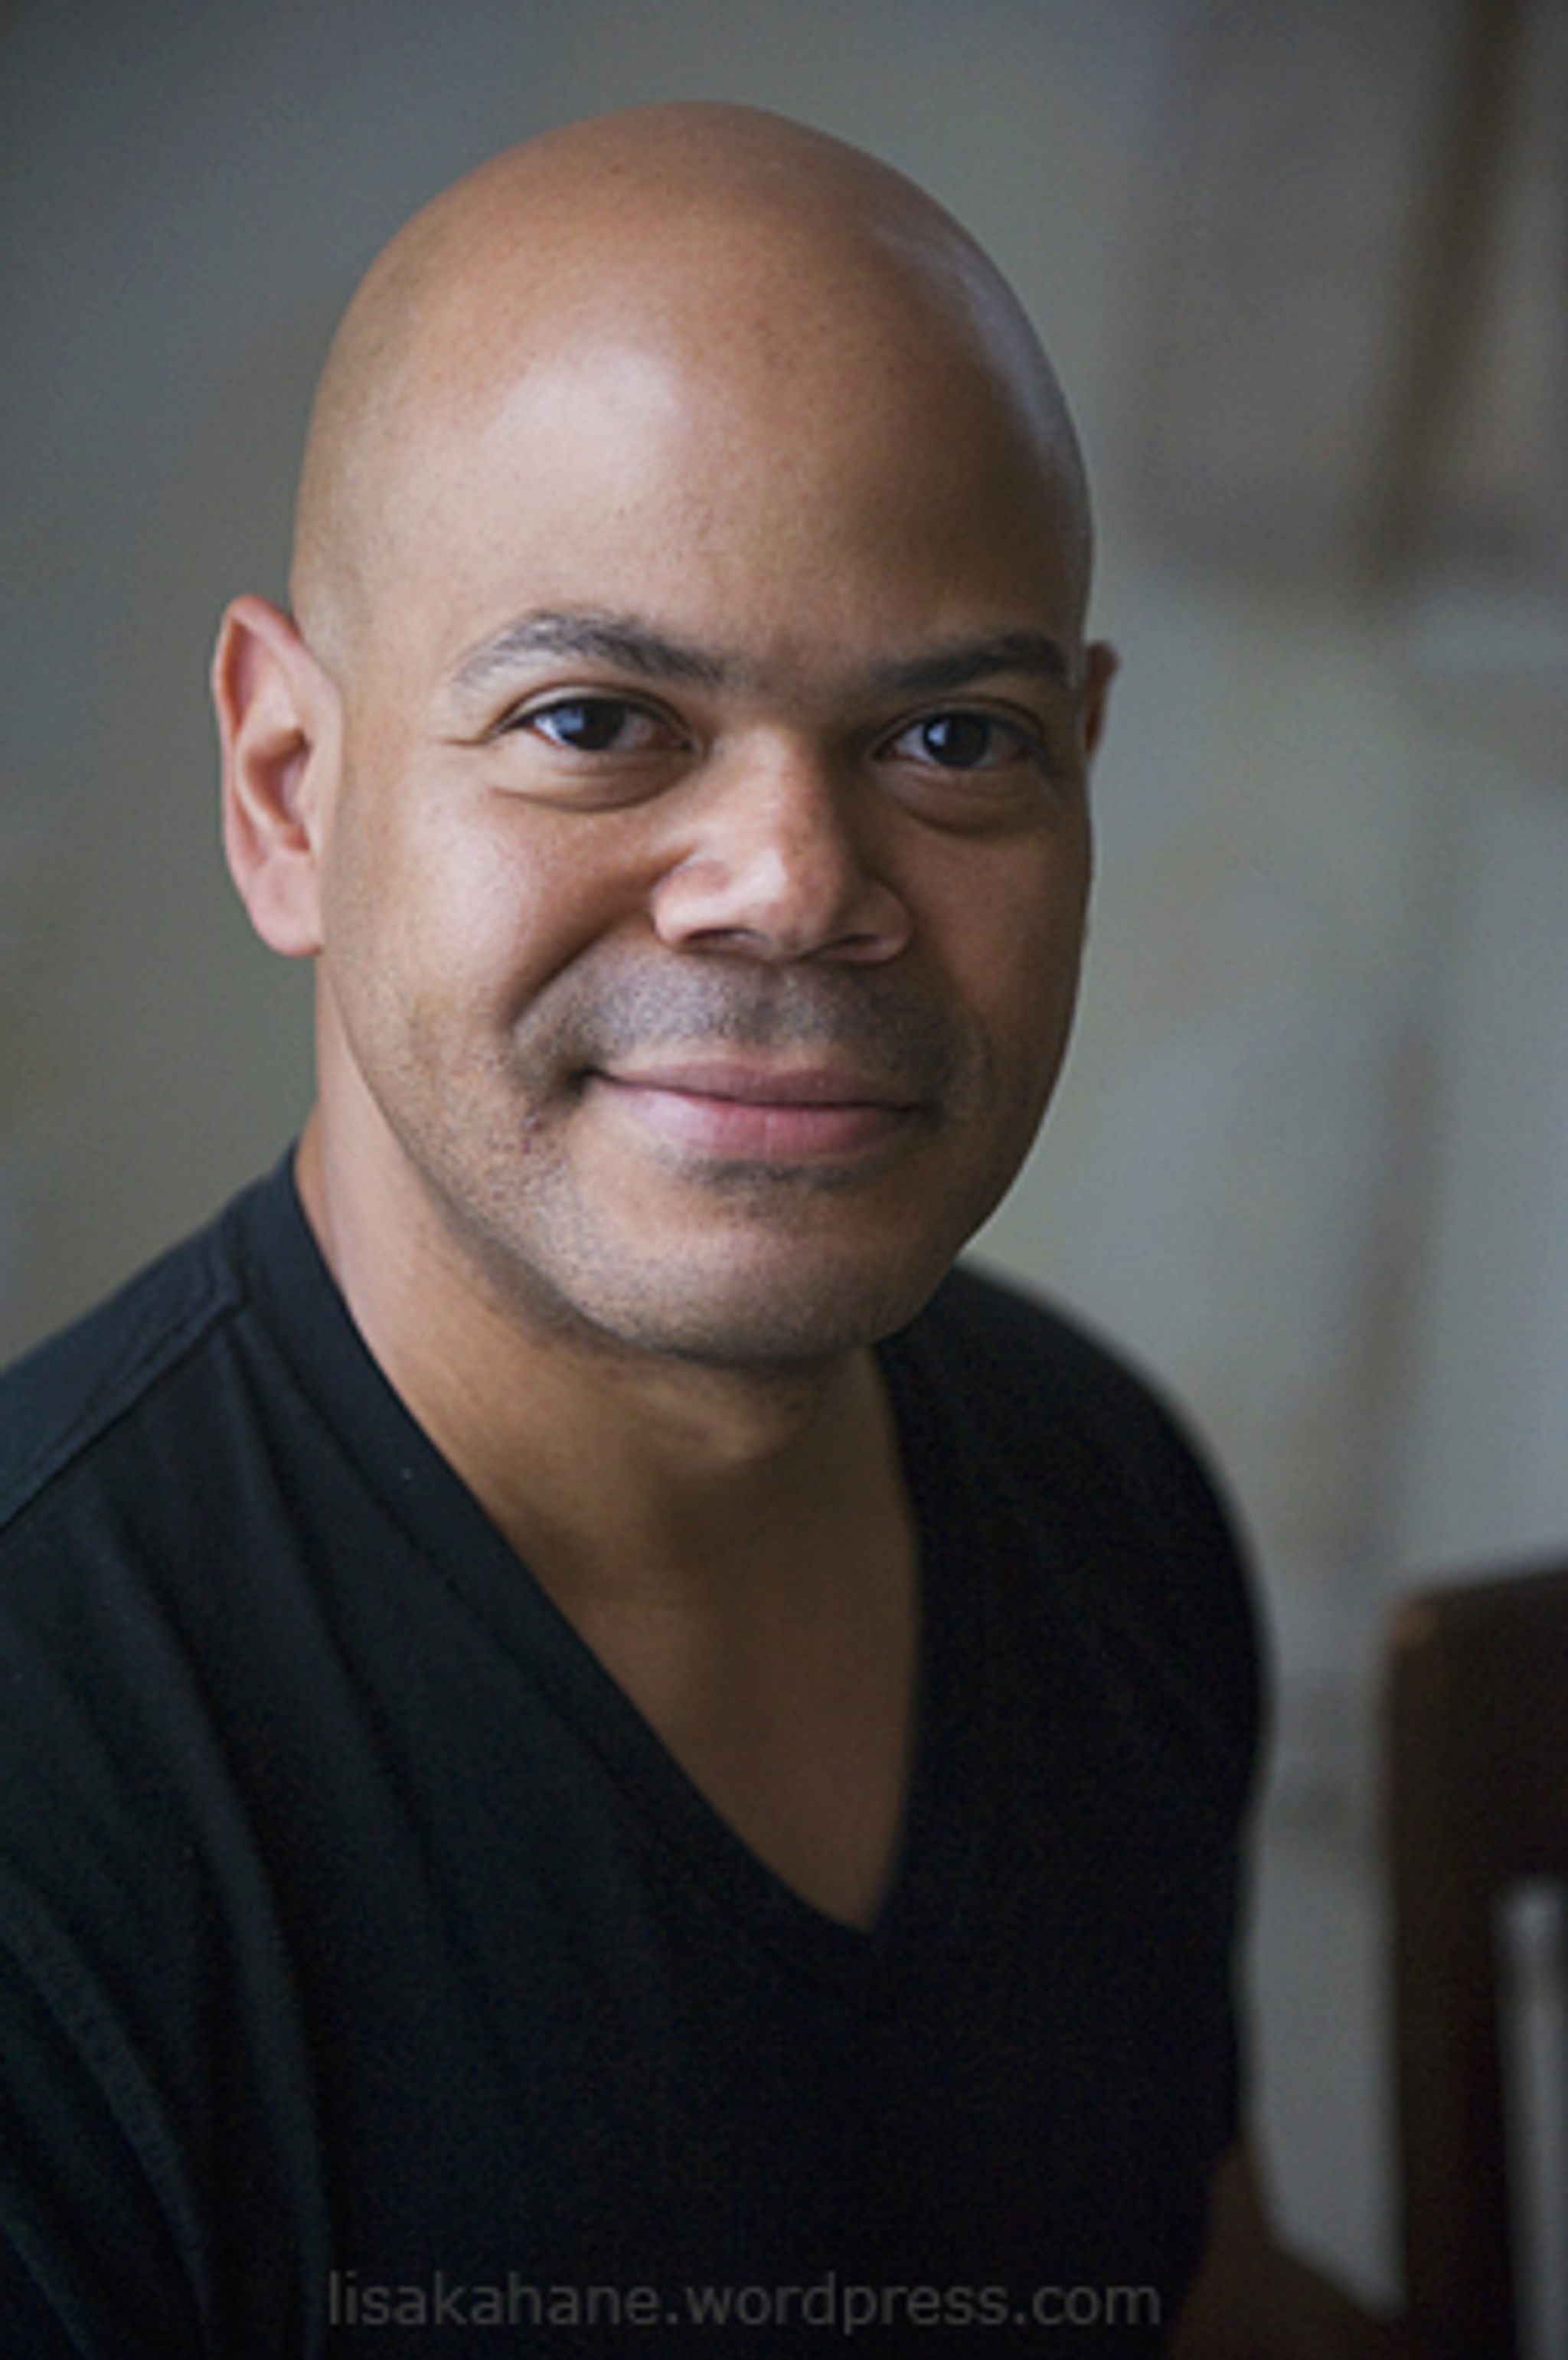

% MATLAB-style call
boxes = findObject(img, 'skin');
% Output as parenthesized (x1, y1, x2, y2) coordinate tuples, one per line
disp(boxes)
(214, 104, 1419, 2353)
(287, 110, 1102, 1377)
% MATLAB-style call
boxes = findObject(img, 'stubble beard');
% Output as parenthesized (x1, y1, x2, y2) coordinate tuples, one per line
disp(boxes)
(390, 953, 1037, 1370)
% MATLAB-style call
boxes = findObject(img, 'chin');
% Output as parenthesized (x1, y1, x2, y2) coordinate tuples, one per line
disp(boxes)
(444, 1133, 1014, 1368)
(537, 1234, 956, 1371)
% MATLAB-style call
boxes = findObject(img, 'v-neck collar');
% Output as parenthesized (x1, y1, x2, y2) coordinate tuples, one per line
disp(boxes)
(236, 1158, 994, 1989)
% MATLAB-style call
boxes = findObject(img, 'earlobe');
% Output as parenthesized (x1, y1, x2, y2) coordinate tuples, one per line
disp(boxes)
(214, 594, 337, 958)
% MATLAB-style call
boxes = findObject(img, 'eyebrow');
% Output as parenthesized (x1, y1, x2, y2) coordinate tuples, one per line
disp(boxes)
(867, 630, 1072, 697)
(451, 612, 731, 700)
(449, 611, 1073, 705)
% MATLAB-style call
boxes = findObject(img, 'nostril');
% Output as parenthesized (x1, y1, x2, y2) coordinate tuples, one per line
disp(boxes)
(650, 838, 910, 965)
(644, 749, 915, 963)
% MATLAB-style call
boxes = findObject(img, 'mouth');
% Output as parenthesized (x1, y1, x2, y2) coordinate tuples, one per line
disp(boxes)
(587, 1058, 920, 1162)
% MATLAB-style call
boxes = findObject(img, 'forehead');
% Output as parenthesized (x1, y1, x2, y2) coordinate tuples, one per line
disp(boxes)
(346, 212, 1086, 688)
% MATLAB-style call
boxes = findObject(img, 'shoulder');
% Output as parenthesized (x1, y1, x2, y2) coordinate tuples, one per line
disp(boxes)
(896, 1259, 1263, 1805)
(0, 1170, 279, 1547)
(907, 1257, 1233, 1527)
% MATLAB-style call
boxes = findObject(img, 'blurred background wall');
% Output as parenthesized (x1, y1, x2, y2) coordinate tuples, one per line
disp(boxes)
(4, 0, 1566, 2312)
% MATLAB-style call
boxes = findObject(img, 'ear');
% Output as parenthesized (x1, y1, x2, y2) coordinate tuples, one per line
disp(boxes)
(1080, 639, 1118, 763)
(213, 594, 338, 958)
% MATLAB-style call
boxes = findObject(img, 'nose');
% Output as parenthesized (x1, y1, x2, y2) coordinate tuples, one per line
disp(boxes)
(650, 740, 912, 964)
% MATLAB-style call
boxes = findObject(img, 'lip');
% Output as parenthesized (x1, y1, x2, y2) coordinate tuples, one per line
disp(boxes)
(589, 1060, 917, 1161)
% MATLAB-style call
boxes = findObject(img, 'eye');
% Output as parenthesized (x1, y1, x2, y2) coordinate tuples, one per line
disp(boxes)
(884, 709, 1042, 774)
(508, 695, 684, 756)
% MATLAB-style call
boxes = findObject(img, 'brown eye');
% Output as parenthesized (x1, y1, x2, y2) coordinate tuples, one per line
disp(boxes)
(887, 710, 1038, 774)
(923, 713, 1000, 768)
(518, 697, 677, 754)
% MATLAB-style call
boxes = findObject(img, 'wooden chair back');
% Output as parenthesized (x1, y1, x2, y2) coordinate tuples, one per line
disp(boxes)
(1386, 1561, 1568, 2356)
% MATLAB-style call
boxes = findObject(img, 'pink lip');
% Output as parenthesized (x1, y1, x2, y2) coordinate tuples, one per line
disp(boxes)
(590, 1061, 916, 1160)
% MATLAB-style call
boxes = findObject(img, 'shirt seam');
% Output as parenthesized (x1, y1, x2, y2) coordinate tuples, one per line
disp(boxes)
(0, 1271, 245, 1551)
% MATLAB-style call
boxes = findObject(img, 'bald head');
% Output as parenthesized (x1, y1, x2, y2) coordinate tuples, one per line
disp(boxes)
(290, 104, 1092, 669)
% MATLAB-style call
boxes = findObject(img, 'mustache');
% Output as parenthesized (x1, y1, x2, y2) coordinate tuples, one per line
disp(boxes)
(511, 960, 972, 1100)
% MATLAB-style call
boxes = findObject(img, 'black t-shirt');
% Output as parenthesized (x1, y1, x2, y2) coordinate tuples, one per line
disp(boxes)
(0, 1160, 1259, 2355)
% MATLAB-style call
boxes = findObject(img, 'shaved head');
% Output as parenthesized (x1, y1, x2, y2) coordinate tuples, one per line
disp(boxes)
(290, 103, 1093, 672)
(219, 100, 1113, 1373)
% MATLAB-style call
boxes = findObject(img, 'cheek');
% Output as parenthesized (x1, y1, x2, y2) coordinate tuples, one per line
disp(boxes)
(322, 787, 614, 1046)
(927, 833, 1089, 1064)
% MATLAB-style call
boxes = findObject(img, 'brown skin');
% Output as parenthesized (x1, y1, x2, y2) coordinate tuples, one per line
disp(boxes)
(215, 103, 1416, 2352)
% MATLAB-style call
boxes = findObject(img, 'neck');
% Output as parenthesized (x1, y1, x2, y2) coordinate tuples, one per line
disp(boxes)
(293, 1110, 904, 1609)
(295, 1110, 922, 1929)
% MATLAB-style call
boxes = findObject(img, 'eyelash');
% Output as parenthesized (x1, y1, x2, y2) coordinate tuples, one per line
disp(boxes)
(884, 711, 1047, 776)
(502, 693, 1049, 779)
(503, 695, 686, 755)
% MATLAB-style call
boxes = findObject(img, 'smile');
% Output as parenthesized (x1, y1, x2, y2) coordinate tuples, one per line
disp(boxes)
(589, 1061, 918, 1162)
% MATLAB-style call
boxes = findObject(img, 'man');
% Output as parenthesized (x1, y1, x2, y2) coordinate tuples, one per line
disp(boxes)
(1, 106, 1411, 2354)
